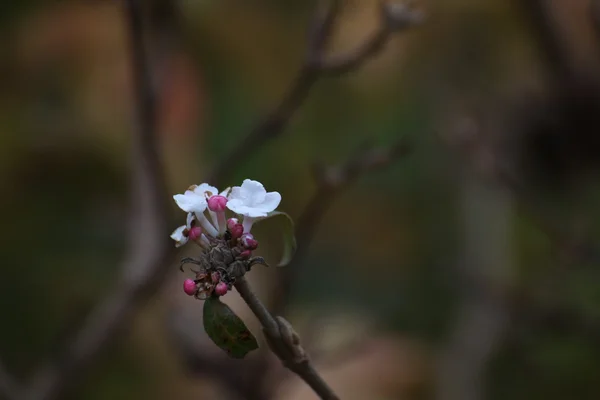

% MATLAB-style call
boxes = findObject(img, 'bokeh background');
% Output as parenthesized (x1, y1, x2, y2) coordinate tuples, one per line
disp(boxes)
(2, 0, 600, 399)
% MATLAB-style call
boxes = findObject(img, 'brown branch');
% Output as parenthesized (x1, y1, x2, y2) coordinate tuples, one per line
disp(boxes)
(207, 0, 421, 186)
(21, 1, 172, 399)
(235, 276, 340, 400)
(176, 1, 421, 396)
(320, 2, 423, 75)
(271, 138, 412, 317)
(8, 2, 421, 400)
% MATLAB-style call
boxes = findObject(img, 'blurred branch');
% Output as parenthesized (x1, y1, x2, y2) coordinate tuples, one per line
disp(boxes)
(438, 114, 600, 400)
(271, 138, 412, 317)
(320, 2, 423, 75)
(515, 0, 572, 79)
(22, 1, 173, 399)
(0, 1, 420, 400)
(0, 360, 20, 400)
(435, 175, 513, 400)
(176, 1, 420, 397)
(207, 0, 421, 186)
(235, 276, 340, 400)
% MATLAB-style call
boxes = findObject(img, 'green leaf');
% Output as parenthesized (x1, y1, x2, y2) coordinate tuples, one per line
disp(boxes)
(203, 297, 259, 358)
(259, 211, 297, 267)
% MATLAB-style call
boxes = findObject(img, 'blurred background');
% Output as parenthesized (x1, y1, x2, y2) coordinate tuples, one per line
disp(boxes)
(2, 0, 600, 399)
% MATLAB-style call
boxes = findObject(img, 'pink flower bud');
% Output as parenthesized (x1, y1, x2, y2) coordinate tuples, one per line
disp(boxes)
(239, 250, 252, 259)
(211, 271, 220, 284)
(229, 223, 244, 240)
(227, 218, 239, 230)
(183, 279, 197, 296)
(207, 195, 228, 212)
(214, 281, 228, 296)
(241, 233, 258, 250)
(188, 226, 202, 241)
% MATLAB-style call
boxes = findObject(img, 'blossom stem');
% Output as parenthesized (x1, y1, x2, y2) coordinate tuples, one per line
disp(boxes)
(242, 217, 255, 233)
(200, 234, 211, 248)
(217, 212, 227, 235)
(195, 212, 219, 237)
(208, 210, 219, 230)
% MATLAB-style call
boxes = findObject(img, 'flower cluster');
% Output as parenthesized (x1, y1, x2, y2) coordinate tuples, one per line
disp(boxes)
(171, 179, 281, 298)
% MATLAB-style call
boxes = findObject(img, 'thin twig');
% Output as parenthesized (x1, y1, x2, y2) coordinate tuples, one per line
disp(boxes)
(207, 0, 421, 186)
(271, 138, 412, 316)
(179, 1, 420, 395)
(22, 1, 172, 399)
(235, 276, 340, 400)
(7, 2, 422, 400)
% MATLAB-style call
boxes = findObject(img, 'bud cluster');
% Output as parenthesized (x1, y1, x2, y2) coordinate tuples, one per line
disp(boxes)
(171, 179, 279, 299)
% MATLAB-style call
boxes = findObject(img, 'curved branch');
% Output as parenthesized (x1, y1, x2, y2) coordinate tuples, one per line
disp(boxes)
(235, 276, 340, 400)
(207, 0, 421, 186)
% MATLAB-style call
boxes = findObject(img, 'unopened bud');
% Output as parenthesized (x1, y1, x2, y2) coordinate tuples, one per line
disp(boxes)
(227, 218, 239, 230)
(214, 281, 228, 296)
(241, 233, 258, 250)
(183, 279, 197, 296)
(207, 195, 228, 212)
(188, 226, 202, 241)
(239, 249, 252, 259)
(229, 223, 244, 240)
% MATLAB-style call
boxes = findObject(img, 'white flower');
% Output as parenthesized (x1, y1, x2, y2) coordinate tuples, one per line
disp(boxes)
(170, 212, 210, 248)
(170, 212, 195, 247)
(173, 183, 219, 213)
(227, 179, 281, 232)
(173, 183, 220, 237)
(170, 225, 188, 247)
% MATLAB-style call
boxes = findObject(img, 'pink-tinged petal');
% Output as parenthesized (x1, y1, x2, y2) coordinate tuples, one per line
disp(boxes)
(207, 195, 228, 212)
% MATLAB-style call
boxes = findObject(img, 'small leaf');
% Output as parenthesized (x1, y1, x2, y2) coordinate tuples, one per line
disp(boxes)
(259, 211, 297, 267)
(203, 296, 259, 358)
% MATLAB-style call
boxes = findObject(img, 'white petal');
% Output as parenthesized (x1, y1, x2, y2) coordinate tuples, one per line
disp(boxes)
(226, 198, 246, 215)
(195, 212, 219, 237)
(228, 186, 244, 201)
(241, 179, 266, 204)
(185, 212, 195, 229)
(245, 208, 268, 218)
(258, 191, 281, 213)
(173, 192, 207, 213)
(220, 187, 231, 197)
(170, 225, 189, 247)
(229, 202, 268, 217)
(194, 183, 219, 198)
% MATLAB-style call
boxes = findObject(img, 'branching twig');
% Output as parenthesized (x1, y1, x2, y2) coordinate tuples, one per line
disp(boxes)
(207, 0, 421, 186)
(21, 1, 172, 399)
(271, 138, 412, 317)
(235, 276, 340, 400)
(0, 2, 421, 400)
(178, 1, 420, 396)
